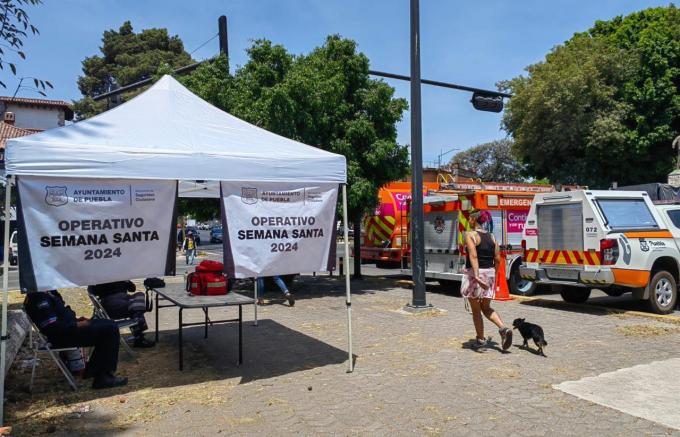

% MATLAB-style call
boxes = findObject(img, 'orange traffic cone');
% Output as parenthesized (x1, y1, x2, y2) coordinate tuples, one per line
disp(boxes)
(494, 254, 513, 301)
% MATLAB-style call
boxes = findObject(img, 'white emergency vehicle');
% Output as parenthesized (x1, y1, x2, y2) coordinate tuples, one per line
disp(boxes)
(520, 190, 680, 314)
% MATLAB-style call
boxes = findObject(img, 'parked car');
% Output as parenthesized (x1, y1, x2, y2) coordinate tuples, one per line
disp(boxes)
(185, 226, 201, 245)
(521, 189, 680, 314)
(9, 231, 17, 266)
(210, 227, 223, 244)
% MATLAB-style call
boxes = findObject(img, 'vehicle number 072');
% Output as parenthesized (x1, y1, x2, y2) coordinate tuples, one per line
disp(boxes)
(585, 227, 597, 233)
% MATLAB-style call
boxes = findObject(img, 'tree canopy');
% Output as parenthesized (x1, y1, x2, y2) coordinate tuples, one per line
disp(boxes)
(182, 36, 409, 221)
(73, 21, 194, 119)
(450, 139, 524, 182)
(501, 5, 680, 187)
(0, 0, 45, 89)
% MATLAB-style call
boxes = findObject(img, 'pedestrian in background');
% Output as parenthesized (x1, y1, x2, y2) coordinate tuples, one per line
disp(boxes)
(183, 232, 196, 265)
(256, 276, 295, 306)
(177, 227, 184, 252)
(461, 209, 513, 351)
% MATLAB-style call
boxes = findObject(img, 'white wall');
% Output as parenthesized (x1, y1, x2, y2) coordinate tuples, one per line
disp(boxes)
(5, 104, 63, 129)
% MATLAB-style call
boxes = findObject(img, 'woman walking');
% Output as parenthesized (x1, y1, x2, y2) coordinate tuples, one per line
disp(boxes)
(461, 210, 513, 351)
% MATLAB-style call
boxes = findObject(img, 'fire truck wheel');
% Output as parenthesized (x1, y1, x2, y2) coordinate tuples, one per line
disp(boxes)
(559, 287, 591, 303)
(647, 270, 677, 315)
(437, 280, 461, 296)
(509, 265, 537, 296)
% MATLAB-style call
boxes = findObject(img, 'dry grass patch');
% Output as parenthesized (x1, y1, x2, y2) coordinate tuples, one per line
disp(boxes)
(611, 311, 680, 326)
(616, 324, 680, 337)
(485, 366, 520, 379)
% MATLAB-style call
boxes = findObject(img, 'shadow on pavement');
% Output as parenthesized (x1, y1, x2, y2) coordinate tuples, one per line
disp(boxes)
(19, 319, 347, 395)
(518, 297, 630, 317)
(7, 319, 347, 433)
(162, 319, 348, 384)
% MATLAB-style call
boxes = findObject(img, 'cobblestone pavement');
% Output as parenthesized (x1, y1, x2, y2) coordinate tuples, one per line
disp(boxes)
(10, 275, 680, 436)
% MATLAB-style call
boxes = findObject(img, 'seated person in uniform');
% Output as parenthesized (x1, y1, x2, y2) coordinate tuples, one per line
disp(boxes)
(87, 280, 155, 348)
(24, 290, 128, 389)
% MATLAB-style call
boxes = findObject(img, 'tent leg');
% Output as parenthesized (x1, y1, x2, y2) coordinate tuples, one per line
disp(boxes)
(342, 185, 353, 373)
(0, 175, 13, 425)
(253, 278, 258, 327)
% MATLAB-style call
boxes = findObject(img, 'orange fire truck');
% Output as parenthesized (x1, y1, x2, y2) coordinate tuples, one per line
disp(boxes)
(361, 181, 440, 267)
(402, 182, 556, 295)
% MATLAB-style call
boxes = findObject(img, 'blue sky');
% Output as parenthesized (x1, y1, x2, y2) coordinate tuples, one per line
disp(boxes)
(9, 0, 671, 165)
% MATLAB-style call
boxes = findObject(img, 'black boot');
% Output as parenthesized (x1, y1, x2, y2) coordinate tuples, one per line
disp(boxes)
(92, 373, 128, 389)
(133, 335, 155, 348)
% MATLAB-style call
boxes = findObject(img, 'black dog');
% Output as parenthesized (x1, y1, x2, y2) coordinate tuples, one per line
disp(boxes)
(512, 318, 547, 357)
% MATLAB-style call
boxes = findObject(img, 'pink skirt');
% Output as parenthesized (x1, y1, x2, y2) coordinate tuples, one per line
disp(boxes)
(461, 267, 496, 299)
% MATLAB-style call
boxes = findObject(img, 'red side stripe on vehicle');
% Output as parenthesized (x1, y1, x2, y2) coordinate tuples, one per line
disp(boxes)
(583, 251, 595, 265)
(550, 250, 560, 264)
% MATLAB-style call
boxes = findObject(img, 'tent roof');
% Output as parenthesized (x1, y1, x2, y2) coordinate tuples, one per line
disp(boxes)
(5, 75, 346, 183)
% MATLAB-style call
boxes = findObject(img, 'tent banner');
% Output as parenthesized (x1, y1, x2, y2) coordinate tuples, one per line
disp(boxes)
(220, 181, 338, 277)
(17, 176, 177, 291)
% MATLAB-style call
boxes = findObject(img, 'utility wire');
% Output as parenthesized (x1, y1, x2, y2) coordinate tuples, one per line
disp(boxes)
(189, 33, 218, 56)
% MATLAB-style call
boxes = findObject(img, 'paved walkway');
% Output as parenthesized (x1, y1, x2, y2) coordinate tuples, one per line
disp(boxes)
(556, 357, 680, 431)
(7, 275, 680, 436)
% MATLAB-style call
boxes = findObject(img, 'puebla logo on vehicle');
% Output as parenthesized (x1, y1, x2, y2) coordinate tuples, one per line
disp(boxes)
(434, 216, 445, 234)
(45, 186, 68, 206)
(240, 187, 258, 204)
(639, 239, 649, 252)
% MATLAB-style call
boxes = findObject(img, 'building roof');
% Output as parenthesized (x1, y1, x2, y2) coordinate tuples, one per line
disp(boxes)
(0, 121, 39, 149)
(0, 96, 74, 120)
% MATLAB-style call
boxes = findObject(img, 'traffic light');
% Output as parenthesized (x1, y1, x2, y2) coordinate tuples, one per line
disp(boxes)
(471, 92, 504, 113)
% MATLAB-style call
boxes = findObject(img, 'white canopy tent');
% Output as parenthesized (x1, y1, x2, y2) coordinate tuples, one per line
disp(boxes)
(5, 76, 346, 182)
(0, 75, 353, 423)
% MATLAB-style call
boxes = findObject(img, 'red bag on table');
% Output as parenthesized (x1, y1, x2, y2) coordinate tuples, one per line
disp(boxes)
(186, 260, 229, 295)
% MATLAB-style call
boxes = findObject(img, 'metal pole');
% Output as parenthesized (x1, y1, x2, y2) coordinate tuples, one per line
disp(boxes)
(253, 278, 258, 326)
(409, 0, 427, 308)
(0, 175, 13, 424)
(368, 69, 512, 98)
(218, 15, 229, 74)
(342, 185, 353, 372)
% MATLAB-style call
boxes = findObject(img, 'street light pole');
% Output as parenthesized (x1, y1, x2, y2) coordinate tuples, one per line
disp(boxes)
(437, 147, 459, 169)
(407, 0, 429, 309)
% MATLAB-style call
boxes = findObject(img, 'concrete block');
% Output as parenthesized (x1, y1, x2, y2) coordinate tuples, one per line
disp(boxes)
(3, 309, 29, 379)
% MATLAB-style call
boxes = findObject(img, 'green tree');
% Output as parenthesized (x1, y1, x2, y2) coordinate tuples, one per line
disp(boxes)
(450, 139, 525, 182)
(184, 36, 409, 276)
(501, 6, 680, 187)
(73, 21, 194, 119)
(0, 0, 41, 87)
